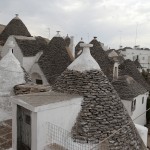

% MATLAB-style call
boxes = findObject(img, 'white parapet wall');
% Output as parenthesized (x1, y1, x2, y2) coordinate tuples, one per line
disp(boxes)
(135, 123, 148, 146)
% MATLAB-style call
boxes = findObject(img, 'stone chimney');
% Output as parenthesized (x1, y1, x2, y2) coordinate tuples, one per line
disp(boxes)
(15, 14, 19, 19)
(69, 36, 74, 57)
(94, 36, 97, 40)
(113, 61, 119, 80)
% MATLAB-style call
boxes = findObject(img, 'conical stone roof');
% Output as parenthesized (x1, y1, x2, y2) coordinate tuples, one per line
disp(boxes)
(53, 43, 146, 149)
(38, 36, 72, 85)
(119, 59, 150, 91)
(112, 75, 147, 100)
(89, 38, 114, 77)
(0, 15, 31, 45)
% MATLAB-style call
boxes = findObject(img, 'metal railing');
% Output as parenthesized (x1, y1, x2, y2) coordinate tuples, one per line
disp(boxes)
(46, 122, 102, 150)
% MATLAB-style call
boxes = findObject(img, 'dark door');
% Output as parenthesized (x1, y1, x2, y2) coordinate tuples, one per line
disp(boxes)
(17, 105, 31, 150)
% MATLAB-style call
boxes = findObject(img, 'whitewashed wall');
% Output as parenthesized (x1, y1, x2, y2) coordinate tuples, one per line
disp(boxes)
(12, 97, 82, 150)
(29, 63, 49, 85)
(122, 92, 148, 126)
(23, 57, 36, 72)
(131, 93, 148, 126)
(35, 98, 82, 150)
(121, 100, 132, 116)
(23, 51, 43, 72)
(1, 36, 24, 66)
(135, 123, 148, 146)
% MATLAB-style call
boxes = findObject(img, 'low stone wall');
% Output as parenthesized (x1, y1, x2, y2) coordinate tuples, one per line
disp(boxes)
(14, 84, 51, 95)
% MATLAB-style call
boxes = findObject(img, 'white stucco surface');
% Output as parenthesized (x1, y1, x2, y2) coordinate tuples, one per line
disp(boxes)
(1, 36, 24, 65)
(0, 50, 25, 96)
(23, 51, 43, 72)
(121, 100, 132, 116)
(131, 93, 148, 125)
(0, 96, 12, 122)
(135, 123, 148, 146)
(37, 98, 82, 150)
(29, 63, 49, 85)
(0, 108, 11, 122)
(122, 92, 148, 126)
(68, 44, 100, 72)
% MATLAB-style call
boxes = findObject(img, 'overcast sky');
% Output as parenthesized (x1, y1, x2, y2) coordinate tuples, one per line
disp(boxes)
(1, 0, 150, 49)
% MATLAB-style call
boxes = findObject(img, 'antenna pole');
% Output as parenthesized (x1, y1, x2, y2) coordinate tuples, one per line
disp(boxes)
(135, 23, 138, 46)
(119, 31, 122, 46)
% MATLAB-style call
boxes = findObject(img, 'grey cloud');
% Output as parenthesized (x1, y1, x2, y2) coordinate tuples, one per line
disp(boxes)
(1, 0, 150, 48)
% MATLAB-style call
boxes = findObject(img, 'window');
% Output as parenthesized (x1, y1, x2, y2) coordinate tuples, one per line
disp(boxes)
(36, 79, 43, 85)
(12, 49, 13, 53)
(131, 99, 136, 111)
(142, 57, 145, 60)
(142, 97, 144, 104)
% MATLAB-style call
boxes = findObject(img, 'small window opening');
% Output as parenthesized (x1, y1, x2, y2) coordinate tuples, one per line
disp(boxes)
(131, 99, 136, 111)
(36, 79, 43, 85)
(142, 97, 144, 104)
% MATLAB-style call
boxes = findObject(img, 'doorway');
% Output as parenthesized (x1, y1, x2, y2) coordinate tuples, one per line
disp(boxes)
(17, 105, 31, 150)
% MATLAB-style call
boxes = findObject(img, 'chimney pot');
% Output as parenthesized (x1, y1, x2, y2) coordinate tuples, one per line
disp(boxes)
(15, 14, 19, 17)
(55, 31, 61, 37)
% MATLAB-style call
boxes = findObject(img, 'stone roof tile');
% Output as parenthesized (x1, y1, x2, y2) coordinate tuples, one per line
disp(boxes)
(38, 36, 72, 85)
(119, 59, 150, 91)
(15, 36, 48, 57)
(112, 75, 147, 100)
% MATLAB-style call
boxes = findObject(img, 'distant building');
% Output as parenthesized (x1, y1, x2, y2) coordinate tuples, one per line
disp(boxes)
(106, 49, 125, 64)
(112, 74, 148, 125)
(120, 46, 150, 71)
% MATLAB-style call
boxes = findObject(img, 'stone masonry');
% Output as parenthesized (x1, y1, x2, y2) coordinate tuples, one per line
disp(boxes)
(53, 69, 147, 150)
